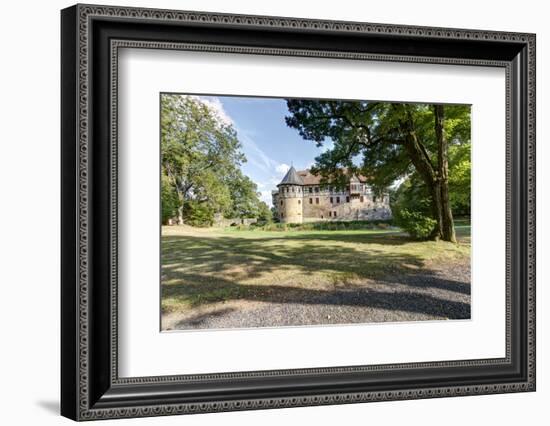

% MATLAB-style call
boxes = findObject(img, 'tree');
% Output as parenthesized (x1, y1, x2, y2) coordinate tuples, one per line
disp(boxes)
(223, 170, 262, 218)
(161, 172, 179, 224)
(448, 142, 471, 216)
(256, 201, 273, 224)
(161, 94, 244, 225)
(434, 104, 455, 242)
(391, 174, 434, 239)
(285, 100, 470, 242)
(161, 95, 269, 226)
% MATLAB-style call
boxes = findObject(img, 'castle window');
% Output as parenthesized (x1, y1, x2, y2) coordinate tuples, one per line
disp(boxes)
(328, 212, 331, 217)
(333, 211, 337, 217)
(315, 198, 319, 204)
(309, 187, 312, 193)
(309, 198, 312, 204)
(360, 196, 364, 203)
(280, 200, 283, 206)
(292, 187, 295, 192)
(346, 196, 350, 203)
(298, 199, 301, 204)
(336, 197, 340, 203)
(330, 197, 333, 203)
(315, 187, 319, 193)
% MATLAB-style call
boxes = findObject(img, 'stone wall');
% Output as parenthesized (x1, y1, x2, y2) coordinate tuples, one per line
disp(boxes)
(276, 185, 306, 224)
(213, 215, 258, 227)
(301, 192, 391, 221)
(274, 186, 392, 224)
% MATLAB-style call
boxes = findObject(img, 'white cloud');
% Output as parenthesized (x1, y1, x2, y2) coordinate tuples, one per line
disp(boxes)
(276, 163, 290, 175)
(319, 140, 335, 153)
(191, 96, 234, 127)
(259, 190, 274, 207)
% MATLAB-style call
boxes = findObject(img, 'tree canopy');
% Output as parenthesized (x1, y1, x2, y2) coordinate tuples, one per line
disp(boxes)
(161, 95, 271, 226)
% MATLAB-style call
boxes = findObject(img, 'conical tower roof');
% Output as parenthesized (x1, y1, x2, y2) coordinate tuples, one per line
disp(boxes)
(278, 166, 304, 186)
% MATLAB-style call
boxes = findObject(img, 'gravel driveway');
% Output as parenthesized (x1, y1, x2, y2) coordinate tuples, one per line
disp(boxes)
(162, 260, 470, 330)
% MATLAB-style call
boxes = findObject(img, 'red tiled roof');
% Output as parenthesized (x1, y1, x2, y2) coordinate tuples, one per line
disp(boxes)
(296, 169, 368, 185)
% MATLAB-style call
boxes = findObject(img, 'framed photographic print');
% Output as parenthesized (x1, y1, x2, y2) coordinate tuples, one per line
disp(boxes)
(61, 4, 536, 421)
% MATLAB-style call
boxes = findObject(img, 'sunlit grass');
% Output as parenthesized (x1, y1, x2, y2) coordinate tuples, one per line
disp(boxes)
(161, 225, 471, 314)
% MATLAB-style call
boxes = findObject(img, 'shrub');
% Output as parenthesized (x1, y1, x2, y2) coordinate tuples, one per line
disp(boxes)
(394, 208, 436, 239)
(181, 201, 215, 227)
(228, 219, 394, 232)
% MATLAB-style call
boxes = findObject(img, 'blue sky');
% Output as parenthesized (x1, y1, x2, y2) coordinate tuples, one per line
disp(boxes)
(196, 95, 334, 207)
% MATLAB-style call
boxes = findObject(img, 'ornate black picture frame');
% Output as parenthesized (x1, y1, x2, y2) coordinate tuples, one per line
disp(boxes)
(61, 4, 536, 421)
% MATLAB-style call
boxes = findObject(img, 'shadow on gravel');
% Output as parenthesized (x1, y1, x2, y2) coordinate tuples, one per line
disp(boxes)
(165, 272, 470, 325)
(184, 307, 237, 327)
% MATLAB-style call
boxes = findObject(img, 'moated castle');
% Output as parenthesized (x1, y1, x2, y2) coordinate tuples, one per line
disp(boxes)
(272, 166, 392, 224)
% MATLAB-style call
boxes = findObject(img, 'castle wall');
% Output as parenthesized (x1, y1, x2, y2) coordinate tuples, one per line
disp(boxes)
(275, 187, 391, 223)
(279, 197, 303, 223)
(301, 191, 391, 221)
(277, 185, 304, 224)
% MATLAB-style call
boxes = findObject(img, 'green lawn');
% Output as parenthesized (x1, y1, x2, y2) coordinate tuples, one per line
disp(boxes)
(161, 224, 471, 315)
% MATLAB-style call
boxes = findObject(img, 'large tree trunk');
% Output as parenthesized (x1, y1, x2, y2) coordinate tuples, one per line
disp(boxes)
(434, 105, 456, 243)
(175, 186, 185, 225)
(429, 182, 444, 240)
(398, 105, 456, 242)
(177, 205, 184, 225)
(398, 107, 443, 240)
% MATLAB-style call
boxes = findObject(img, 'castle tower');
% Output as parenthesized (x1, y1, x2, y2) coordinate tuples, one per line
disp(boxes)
(277, 166, 304, 224)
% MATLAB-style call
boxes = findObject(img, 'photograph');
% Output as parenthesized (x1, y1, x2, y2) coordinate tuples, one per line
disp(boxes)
(160, 94, 472, 331)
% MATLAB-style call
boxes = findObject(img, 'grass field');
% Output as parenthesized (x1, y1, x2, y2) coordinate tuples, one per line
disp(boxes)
(161, 223, 471, 330)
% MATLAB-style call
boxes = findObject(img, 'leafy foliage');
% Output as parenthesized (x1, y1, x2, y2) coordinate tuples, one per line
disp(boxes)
(161, 172, 179, 224)
(285, 100, 471, 240)
(256, 201, 273, 224)
(237, 219, 394, 232)
(390, 126, 471, 228)
(390, 176, 433, 239)
(393, 209, 437, 240)
(448, 143, 471, 216)
(223, 170, 264, 219)
(181, 200, 216, 227)
(161, 95, 268, 226)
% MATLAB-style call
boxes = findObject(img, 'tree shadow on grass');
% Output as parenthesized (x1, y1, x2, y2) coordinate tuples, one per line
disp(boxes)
(161, 231, 470, 324)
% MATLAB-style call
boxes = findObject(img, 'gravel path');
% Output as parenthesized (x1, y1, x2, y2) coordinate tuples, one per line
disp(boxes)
(162, 261, 470, 330)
